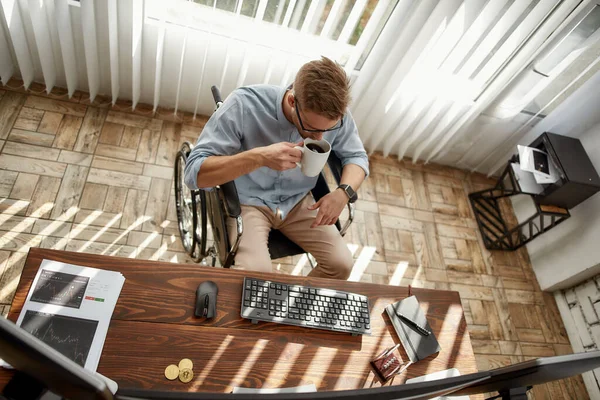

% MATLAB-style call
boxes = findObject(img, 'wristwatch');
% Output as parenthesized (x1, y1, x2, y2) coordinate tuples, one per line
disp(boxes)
(338, 184, 358, 203)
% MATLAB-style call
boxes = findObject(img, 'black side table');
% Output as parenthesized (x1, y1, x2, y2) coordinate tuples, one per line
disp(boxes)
(469, 132, 600, 251)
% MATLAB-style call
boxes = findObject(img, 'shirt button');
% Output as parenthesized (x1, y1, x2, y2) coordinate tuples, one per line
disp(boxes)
(279, 196, 286, 202)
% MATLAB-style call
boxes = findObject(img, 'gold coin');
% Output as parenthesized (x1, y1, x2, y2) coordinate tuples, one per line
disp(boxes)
(179, 368, 194, 383)
(178, 358, 193, 371)
(164, 364, 179, 380)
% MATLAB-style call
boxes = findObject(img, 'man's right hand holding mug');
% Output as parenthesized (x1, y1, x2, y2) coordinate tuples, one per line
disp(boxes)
(256, 142, 303, 171)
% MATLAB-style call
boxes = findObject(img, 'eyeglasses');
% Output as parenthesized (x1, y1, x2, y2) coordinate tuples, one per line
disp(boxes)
(294, 99, 344, 133)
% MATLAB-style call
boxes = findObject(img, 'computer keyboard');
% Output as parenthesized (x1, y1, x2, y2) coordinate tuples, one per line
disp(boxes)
(240, 277, 371, 336)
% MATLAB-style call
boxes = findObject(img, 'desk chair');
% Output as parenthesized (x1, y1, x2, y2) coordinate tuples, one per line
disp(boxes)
(174, 86, 355, 268)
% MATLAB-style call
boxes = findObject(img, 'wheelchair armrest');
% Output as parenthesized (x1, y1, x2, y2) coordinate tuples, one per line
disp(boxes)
(327, 152, 343, 185)
(219, 181, 241, 218)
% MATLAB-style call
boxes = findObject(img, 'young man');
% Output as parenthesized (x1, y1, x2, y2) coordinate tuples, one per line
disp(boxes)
(184, 57, 369, 280)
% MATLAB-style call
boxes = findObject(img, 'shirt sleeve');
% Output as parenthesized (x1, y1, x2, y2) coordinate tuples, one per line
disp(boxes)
(331, 110, 370, 177)
(184, 92, 244, 190)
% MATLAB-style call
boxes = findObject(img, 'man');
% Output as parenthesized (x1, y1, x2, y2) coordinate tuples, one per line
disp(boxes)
(184, 57, 369, 280)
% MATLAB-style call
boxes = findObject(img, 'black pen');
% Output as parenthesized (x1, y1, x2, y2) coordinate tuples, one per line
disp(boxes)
(395, 312, 431, 336)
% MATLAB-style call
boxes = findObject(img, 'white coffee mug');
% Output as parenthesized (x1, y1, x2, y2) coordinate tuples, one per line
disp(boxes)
(294, 139, 331, 177)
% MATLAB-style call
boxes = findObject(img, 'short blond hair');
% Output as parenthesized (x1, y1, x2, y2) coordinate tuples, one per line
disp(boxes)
(293, 57, 350, 120)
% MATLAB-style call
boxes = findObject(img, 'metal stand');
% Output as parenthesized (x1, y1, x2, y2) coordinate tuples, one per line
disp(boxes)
(469, 162, 570, 251)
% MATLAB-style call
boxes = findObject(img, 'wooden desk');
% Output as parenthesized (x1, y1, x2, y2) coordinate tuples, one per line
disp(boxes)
(0, 248, 477, 393)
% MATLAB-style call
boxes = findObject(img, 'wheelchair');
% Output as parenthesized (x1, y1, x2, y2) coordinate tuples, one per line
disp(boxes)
(174, 86, 355, 268)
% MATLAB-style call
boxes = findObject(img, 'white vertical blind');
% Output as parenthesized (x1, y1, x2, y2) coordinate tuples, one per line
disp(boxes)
(281, 0, 298, 28)
(337, 0, 368, 44)
(0, 0, 597, 175)
(28, 0, 55, 93)
(0, 12, 13, 85)
(174, 23, 189, 115)
(320, 0, 346, 38)
(107, 0, 120, 105)
(344, 0, 391, 74)
(131, 0, 144, 109)
(153, 16, 165, 113)
(81, 0, 100, 102)
(1, 0, 34, 88)
(54, 0, 78, 97)
(300, 0, 324, 34)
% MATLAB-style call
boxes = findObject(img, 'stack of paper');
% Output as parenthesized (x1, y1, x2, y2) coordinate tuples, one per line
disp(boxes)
(5, 259, 125, 372)
(517, 145, 559, 185)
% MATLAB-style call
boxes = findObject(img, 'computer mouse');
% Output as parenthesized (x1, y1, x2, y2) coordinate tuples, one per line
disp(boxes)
(195, 281, 218, 319)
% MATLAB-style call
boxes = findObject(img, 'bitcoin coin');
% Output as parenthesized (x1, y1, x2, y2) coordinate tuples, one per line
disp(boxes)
(164, 364, 179, 380)
(179, 368, 194, 383)
(178, 358, 193, 371)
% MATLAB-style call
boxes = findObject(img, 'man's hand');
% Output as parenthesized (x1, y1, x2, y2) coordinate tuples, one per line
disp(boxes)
(308, 189, 348, 228)
(256, 142, 303, 171)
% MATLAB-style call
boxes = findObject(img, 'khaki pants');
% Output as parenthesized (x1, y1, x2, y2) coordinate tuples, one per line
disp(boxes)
(227, 195, 353, 280)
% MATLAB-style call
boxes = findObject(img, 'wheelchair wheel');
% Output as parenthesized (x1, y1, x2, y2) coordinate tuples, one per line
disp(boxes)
(174, 149, 197, 256)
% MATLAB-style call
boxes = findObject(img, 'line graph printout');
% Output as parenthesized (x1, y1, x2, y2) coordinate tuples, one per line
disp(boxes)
(21, 311, 98, 367)
(31, 270, 89, 308)
(5, 259, 126, 372)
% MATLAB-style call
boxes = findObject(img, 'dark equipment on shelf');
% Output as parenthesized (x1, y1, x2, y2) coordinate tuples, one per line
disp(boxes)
(470, 132, 600, 251)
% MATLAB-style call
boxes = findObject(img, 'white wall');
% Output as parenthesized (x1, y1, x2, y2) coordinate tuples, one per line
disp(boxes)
(510, 71, 600, 291)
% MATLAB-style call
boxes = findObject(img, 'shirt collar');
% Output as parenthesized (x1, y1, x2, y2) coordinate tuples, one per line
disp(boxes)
(277, 85, 295, 132)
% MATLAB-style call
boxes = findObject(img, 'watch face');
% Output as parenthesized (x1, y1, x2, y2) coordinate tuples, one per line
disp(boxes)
(345, 186, 356, 198)
(342, 185, 357, 202)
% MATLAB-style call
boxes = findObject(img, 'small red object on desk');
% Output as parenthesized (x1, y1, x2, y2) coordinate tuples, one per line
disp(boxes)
(370, 344, 406, 383)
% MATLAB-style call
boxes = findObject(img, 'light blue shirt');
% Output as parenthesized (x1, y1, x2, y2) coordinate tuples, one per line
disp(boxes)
(184, 84, 369, 218)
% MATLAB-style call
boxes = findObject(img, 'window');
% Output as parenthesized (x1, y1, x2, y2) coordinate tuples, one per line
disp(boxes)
(148, 0, 399, 72)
